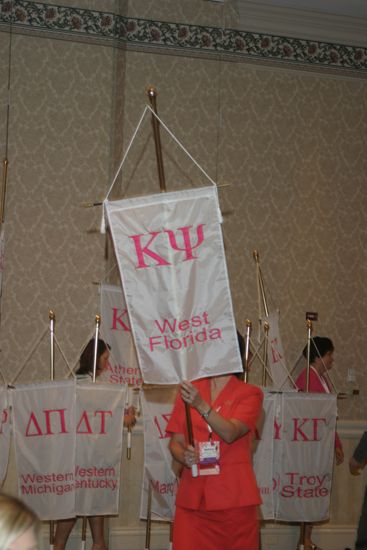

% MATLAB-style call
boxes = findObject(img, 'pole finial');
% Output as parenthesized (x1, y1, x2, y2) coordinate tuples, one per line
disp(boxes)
(306, 319, 312, 330)
(95, 314, 101, 326)
(49, 310, 55, 321)
(253, 250, 259, 262)
(147, 85, 157, 99)
(245, 319, 252, 328)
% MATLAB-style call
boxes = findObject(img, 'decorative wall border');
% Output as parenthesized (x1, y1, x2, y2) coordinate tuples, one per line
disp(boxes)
(0, 0, 366, 73)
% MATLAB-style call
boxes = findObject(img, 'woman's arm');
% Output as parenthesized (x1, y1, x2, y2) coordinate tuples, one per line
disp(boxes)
(181, 381, 249, 444)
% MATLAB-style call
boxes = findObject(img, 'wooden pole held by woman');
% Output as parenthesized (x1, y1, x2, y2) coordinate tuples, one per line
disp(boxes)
(147, 86, 166, 193)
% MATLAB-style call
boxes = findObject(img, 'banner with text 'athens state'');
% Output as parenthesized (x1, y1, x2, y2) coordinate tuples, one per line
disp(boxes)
(100, 283, 142, 386)
(105, 187, 242, 384)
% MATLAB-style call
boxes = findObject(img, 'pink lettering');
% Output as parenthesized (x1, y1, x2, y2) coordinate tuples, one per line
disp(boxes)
(111, 307, 130, 332)
(25, 412, 43, 437)
(95, 410, 112, 435)
(165, 224, 205, 261)
(129, 232, 170, 269)
(44, 409, 68, 435)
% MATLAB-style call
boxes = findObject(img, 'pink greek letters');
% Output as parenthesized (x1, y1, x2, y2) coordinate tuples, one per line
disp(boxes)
(129, 224, 205, 268)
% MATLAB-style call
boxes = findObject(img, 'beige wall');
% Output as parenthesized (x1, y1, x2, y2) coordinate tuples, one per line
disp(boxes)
(0, 1, 366, 546)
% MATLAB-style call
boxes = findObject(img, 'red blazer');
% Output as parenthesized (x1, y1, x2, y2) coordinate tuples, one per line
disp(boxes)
(166, 376, 263, 511)
(295, 367, 342, 450)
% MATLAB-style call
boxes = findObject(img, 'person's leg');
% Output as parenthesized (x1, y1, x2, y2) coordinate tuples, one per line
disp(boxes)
(54, 518, 77, 550)
(355, 488, 367, 549)
(88, 516, 107, 550)
(297, 523, 322, 549)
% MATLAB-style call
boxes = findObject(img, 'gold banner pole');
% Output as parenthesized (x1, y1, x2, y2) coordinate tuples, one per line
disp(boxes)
(49, 310, 55, 549)
(147, 86, 166, 193)
(147, 86, 196, 476)
(244, 319, 252, 383)
(298, 319, 313, 550)
(262, 322, 269, 386)
(306, 319, 312, 393)
(81, 314, 102, 549)
(145, 482, 152, 550)
(253, 250, 269, 317)
(0, 159, 8, 224)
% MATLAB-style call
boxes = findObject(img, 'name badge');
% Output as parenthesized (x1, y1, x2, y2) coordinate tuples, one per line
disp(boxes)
(198, 441, 220, 476)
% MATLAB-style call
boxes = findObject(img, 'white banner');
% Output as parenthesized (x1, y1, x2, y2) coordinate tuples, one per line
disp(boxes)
(12, 381, 76, 520)
(274, 392, 336, 521)
(105, 186, 242, 384)
(265, 311, 292, 390)
(0, 387, 11, 486)
(254, 391, 336, 521)
(75, 383, 126, 516)
(140, 387, 179, 521)
(99, 283, 142, 386)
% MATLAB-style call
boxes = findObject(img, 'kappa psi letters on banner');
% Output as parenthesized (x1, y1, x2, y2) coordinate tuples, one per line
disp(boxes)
(253, 391, 337, 521)
(105, 186, 242, 384)
(11, 380, 126, 520)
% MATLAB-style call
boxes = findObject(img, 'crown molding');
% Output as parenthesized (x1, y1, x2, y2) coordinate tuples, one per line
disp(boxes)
(234, 0, 367, 47)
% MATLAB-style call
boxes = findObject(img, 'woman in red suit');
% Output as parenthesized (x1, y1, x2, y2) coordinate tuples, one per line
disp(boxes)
(295, 336, 344, 550)
(167, 371, 263, 550)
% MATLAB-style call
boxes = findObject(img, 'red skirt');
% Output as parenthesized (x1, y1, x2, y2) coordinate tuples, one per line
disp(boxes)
(173, 505, 259, 550)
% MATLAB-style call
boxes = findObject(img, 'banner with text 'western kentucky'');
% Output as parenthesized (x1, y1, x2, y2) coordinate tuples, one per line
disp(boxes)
(0, 387, 11, 487)
(99, 283, 142, 386)
(140, 387, 179, 521)
(105, 187, 242, 384)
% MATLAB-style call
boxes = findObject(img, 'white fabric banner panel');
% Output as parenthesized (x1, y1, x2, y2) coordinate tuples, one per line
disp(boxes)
(274, 392, 336, 522)
(75, 383, 126, 516)
(0, 387, 11, 486)
(100, 283, 142, 386)
(140, 387, 179, 521)
(253, 390, 276, 520)
(105, 186, 242, 384)
(11, 381, 76, 520)
(265, 312, 293, 390)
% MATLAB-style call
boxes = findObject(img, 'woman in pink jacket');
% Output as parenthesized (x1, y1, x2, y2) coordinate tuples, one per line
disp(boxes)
(295, 336, 344, 550)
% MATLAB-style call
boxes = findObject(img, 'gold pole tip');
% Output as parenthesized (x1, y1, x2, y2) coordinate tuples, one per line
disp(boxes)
(49, 310, 55, 320)
(264, 322, 270, 331)
(147, 86, 157, 98)
(245, 319, 252, 327)
(306, 319, 313, 329)
(253, 250, 259, 261)
(95, 314, 101, 325)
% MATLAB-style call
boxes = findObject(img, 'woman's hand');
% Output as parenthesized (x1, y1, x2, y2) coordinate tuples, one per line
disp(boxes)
(183, 444, 199, 468)
(123, 406, 136, 428)
(180, 381, 208, 414)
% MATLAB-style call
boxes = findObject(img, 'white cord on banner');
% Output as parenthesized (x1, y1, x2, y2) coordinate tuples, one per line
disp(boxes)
(10, 326, 48, 385)
(145, 105, 218, 187)
(105, 106, 150, 201)
(54, 334, 74, 378)
(65, 328, 96, 379)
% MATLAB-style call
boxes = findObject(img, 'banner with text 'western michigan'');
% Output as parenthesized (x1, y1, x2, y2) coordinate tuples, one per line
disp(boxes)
(105, 187, 242, 383)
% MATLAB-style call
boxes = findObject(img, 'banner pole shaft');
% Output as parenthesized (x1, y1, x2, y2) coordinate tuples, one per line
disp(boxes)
(306, 320, 312, 393)
(253, 250, 269, 316)
(92, 315, 101, 382)
(145, 482, 152, 550)
(262, 322, 269, 386)
(0, 158, 8, 223)
(147, 86, 166, 193)
(244, 319, 252, 383)
(49, 310, 55, 549)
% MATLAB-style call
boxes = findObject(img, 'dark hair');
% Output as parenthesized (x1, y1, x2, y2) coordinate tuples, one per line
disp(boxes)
(233, 330, 245, 379)
(76, 338, 110, 375)
(302, 336, 334, 364)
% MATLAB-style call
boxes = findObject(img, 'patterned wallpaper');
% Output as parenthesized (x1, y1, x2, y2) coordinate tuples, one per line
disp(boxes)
(0, 0, 366, 426)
